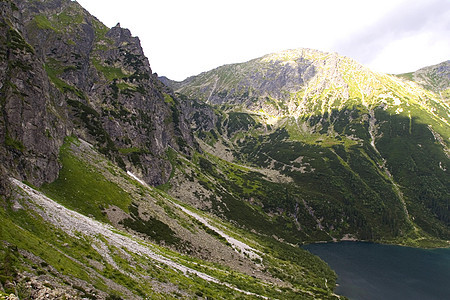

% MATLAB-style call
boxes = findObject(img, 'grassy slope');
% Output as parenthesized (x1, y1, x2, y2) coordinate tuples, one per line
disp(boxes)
(177, 103, 449, 248)
(41, 137, 132, 223)
(1, 137, 341, 299)
(170, 49, 449, 248)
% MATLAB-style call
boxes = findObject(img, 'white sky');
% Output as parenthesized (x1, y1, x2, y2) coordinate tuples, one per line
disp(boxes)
(76, 0, 450, 81)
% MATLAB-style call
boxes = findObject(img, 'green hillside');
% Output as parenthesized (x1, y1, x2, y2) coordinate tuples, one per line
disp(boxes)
(171, 49, 449, 247)
(1, 136, 340, 299)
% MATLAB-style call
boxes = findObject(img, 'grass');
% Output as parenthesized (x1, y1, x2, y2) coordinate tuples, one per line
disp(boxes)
(6, 27, 34, 54)
(44, 60, 86, 99)
(41, 136, 132, 223)
(91, 59, 127, 81)
(1, 199, 338, 299)
(4, 134, 26, 152)
(120, 203, 181, 246)
(33, 15, 56, 31)
(0, 203, 105, 289)
(375, 109, 450, 239)
(1, 137, 344, 299)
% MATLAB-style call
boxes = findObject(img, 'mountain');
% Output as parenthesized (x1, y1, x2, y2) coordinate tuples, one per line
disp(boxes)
(0, 0, 449, 299)
(173, 48, 448, 119)
(169, 48, 449, 245)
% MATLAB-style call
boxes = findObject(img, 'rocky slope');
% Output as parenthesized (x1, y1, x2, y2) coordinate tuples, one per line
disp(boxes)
(172, 49, 448, 120)
(397, 60, 450, 104)
(1, 0, 341, 299)
(1, 136, 340, 299)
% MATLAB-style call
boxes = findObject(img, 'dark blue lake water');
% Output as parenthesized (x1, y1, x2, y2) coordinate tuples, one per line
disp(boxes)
(304, 242, 450, 300)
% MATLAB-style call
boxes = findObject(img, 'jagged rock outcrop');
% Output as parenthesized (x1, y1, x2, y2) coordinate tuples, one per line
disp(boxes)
(1, 0, 448, 247)
(0, 1, 449, 299)
(1, 0, 197, 186)
(173, 49, 446, 120)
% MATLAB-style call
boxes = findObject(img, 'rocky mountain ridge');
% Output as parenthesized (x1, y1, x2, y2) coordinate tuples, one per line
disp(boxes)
(171, 49, 449, 128)
(0, 0, 67, 186)
(397, 60, 450, 103)
(1, 1, 341, 298)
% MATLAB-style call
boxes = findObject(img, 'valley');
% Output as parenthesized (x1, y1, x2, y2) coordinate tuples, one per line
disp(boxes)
(1, 0, 449, 299)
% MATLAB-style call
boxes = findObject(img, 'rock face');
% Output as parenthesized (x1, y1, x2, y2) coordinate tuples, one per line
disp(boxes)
(1, 0, 196, 186)
(1, 0, 448, 244)
(172, 49, 357, 104)
(0, 1, 449, 299)
(0, 0, 67, 186)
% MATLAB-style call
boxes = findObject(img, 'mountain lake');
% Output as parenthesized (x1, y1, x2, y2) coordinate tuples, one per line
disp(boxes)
(303, 241, 450, 300)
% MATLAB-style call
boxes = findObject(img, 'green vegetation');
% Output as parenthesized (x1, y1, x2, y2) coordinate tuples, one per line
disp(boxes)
(176, 50, 448, 246)
(0, 197, 113, 298)
(32, 5, 84, 33)
(118, 147, 142, 154)
(91, 59, 127, 81)
(6, 27, 34, 54)
(4, 134, 26, 152)
(120, 203, 181, 246)
(41, 136, 132, 222)
(375, 109, 450, 240)
(189, 101, 448, 246)
(396, 72, 414, 81)
(33, 15, 55, 31)
(1, 210, 95, 282)
(1, 136, 341, 299)
(163, 93, 175, 105)
(2, 2, 449, 298)
(66, 99, 127, 169)
(44, 59, 86, 98)
(225, 112, 260, 137)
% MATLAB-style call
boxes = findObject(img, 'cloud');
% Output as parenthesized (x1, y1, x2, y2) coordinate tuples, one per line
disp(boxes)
(334, 0, 450, 71)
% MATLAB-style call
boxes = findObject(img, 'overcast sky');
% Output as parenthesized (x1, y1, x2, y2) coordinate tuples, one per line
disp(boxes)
(76, 0, 450, 81)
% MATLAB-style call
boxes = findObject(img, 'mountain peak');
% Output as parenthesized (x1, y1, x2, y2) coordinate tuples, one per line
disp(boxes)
(261, 48, 335, 63)
(174, 48, 440, 117)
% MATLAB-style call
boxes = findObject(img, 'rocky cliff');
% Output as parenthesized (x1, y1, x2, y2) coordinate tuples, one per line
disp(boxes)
(173, 49, 448, 120)
(2, 0, 448, 246)
(0, 0, 67, 186)
(1, 0, 196, 186)
(1, 0, 449, 299)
